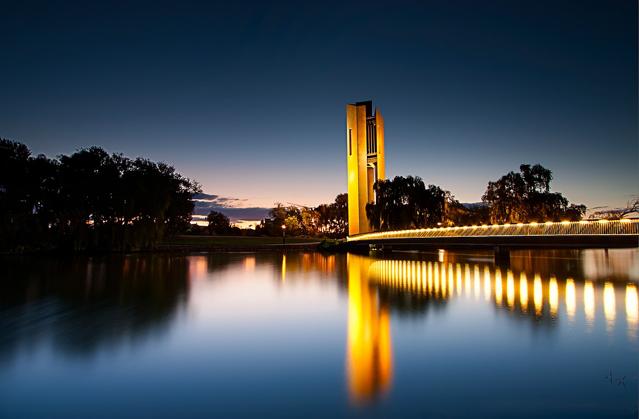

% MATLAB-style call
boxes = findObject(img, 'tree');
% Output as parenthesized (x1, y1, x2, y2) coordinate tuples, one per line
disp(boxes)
(258, 193, 348, 238)
(366, 176, 454, 230)
(590, 198, 638, 220)
(316, 193, 348, 237)
(0, 139, 200, 252)
(482, 164, 585, 223)
(207, 210, 231, 235)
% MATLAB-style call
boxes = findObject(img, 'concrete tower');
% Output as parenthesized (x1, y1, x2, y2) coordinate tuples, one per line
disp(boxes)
(346, 101, 385, 236)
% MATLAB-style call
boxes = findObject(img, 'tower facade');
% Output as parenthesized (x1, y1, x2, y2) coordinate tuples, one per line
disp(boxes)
(346, 101, 385, 236)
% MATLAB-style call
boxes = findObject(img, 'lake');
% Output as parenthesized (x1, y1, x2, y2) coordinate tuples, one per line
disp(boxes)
(1, 249, 637, 418)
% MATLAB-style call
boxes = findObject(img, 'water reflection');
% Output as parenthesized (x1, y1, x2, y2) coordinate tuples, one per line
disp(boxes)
(0, 255, 190, 363)
(0, 249, 636, 416)
(346, 249, 639, 403)
(346, 254, 392, 403)
(627, 284, 638, 340)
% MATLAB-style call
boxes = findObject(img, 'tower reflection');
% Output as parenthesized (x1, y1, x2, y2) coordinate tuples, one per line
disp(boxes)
(346, 254, 392, 403)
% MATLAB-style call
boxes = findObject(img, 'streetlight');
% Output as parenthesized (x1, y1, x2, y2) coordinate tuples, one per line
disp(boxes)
(281, 224, 286, 245)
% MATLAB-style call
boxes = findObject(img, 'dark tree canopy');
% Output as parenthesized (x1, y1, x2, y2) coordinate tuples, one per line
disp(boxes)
(258, 193, 348, 238)
(366, 176, 454, 230)
(207, 210, 231, 235)
(0, 139, 200, 252)
(482, 164, 585, 224)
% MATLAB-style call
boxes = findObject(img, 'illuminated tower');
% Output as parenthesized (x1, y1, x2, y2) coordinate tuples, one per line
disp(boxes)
(346, 100, 385, 236)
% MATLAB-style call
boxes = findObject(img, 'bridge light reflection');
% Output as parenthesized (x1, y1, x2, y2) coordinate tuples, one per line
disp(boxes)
(366, 258, 636, 339)
(520, 273, 528, 312)
(549, 276, 559, 317)
(448, 264, 454, 297)
(484, 266, 491, 301)
(495, 269, 503, 306)
(534, 274, 543, 315)
(603, 282, 615, 332)
(506, 271, 515, 310)
(626, 284, 638, 340)
(566, 279, 576, 321)
(584, 281, 595, 328)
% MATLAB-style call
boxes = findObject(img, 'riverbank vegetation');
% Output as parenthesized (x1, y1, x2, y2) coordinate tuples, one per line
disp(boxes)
(363, 164, 586, 231)
(2, 138, 590, 251)
(0, 139, 199, 252)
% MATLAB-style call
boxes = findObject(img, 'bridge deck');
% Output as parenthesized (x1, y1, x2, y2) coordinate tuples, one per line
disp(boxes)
(347, 220, 639, 249)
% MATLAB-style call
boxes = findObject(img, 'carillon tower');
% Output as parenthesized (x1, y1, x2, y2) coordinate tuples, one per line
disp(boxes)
(346, 100, 385, 236)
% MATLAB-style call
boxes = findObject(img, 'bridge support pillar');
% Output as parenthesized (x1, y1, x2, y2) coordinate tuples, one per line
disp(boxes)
(494, 246, 510, 267)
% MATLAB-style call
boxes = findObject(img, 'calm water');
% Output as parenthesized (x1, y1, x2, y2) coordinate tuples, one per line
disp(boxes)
(1, 249, 638, 418)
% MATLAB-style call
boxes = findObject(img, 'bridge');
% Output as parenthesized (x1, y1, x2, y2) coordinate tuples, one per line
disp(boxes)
(347, 219, 639, 263)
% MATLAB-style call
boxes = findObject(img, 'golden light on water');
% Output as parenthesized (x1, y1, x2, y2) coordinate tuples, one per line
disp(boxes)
(448, 264, 454, 298)
(427, 262, 433, 293)
(495, 269, 503, 306)
(520, 273, 528, 312)
(484, 266, 491, 301)
(441, 263, 447, 296)
(603, 282, 615, 331)
(362, 255, 639, 394)
(549, 276, 559, 317)
(506, 271, 515, 310)
(347, 255, 392, 403)
(243, 256, 256, 272)
(281, 254, 287, 283)
(566, 279, 576, 321)
(626, 284, 638, 340)
(584, 281, 595, 326)
(534, 274, 543, 315)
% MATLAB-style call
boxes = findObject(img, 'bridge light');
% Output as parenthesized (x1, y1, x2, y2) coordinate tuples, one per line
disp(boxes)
(561, 220, 570, 225)
(504, 223, 511, 227)
(620, 219, 631, 223)
(579, 220, 589, 224)
(545, 221, 553, 225)
(598, 219, 609, 224)
(529, 222, 538, 226)
(481, 225, 488, 229)
(517, 223, 523, 226)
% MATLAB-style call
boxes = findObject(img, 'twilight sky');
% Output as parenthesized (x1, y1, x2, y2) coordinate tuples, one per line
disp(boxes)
(1, 0, 637, 213)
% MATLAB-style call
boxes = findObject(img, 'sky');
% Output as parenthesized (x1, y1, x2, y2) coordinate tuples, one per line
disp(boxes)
(1, 0, 637, 217)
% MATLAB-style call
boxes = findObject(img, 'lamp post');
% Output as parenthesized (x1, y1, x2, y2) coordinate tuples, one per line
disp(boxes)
(281, 224, 286, 245)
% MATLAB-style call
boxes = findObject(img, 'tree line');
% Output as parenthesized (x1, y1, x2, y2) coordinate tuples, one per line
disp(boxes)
(255, 193, 348, 238)
(0, 139, 200, 252)
(254, 164, 586, 238)
(2, 136, 590, 248)
(365, 164, 586, 231)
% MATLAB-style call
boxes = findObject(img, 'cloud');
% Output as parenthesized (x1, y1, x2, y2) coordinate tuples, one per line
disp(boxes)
(192, 192, 270, 222)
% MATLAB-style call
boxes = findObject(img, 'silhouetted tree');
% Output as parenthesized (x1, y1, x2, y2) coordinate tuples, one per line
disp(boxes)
(0, 139, 200, 252)
(482, 164, 586, 223)
(590, 197, 638, 220)
(207, 210, 231, 235)
(258, 193, 348, 238)
(366, 176, 454, 230)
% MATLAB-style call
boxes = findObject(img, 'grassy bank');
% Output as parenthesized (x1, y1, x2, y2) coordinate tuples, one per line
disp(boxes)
(159, 235, 321, 251)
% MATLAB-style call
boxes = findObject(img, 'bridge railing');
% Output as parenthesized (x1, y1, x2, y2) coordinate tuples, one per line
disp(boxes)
(347, 219, 639, 242)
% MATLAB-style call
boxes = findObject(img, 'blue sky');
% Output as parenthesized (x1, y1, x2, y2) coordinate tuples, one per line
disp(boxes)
(1, 0, 636, 213)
